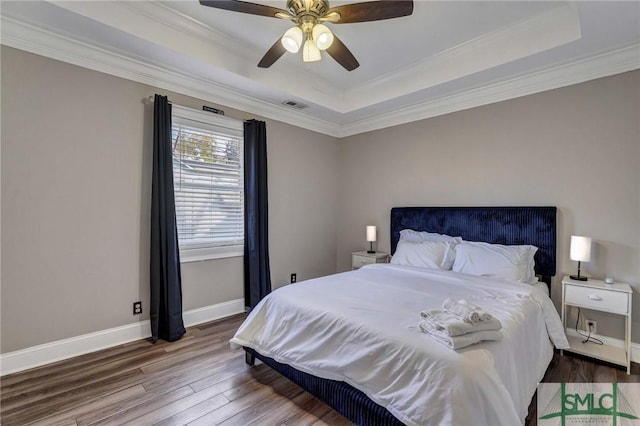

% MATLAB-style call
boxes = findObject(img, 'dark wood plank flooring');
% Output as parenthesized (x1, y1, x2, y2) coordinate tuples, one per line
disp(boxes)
(1, 314, 638, 425)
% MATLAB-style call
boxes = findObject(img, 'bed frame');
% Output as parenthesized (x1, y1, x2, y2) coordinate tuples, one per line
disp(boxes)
(245, 206, 557, 425)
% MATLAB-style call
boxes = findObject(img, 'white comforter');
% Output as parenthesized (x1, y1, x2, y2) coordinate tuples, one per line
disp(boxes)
(231, 264, 569, 426)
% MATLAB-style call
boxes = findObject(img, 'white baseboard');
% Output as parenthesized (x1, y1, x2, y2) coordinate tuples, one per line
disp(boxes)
(0, 298, 244, 376)
(565, 329, 640, 364)
(182, 299, 245, 328)
(3, 304, 634, 377)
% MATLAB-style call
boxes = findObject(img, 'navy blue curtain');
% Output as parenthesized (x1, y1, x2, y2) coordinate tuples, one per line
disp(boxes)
(150, 94, 186, 342)
(244, 120, 272, 309)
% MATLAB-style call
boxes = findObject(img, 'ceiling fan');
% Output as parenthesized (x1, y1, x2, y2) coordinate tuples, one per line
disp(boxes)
(199, 0, 414, 71)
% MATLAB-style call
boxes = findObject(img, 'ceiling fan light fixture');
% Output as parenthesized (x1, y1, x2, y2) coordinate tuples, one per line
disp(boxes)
(281, 26, 303, 53)
(319, 11, 341, 23)
(200, 0, 414, 71)
(275, 11, 293, 19)
(312, 24, 334, 50)
(303, 39, 321, 62)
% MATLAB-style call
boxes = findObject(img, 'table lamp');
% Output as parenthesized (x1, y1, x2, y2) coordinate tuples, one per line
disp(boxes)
(570, 235, 591, 281)
(366, 226, 377, 254)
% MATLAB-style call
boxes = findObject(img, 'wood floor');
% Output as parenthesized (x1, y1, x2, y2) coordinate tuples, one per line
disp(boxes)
(1, 313, 638, 426)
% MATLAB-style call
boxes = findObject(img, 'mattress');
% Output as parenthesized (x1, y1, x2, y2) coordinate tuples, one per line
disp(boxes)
(231, 264, 569, 425)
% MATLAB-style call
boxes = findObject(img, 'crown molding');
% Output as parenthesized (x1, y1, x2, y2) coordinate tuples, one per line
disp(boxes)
(122, 1, 237, 47)
(338, 43, 640, 137)
(48, 0, 344, 111)
(344, 2, 582, 112)
(1, 14, 638, 138)
(0, 16, 340, 138)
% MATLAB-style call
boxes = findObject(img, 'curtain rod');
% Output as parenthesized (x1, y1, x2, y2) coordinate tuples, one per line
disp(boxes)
(145, 95, 172, 104)
(146, 96, 220, 112)
(147, 96, 230, 118)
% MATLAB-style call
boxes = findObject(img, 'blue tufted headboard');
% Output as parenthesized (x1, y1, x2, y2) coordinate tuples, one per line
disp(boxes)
(390, 207, 557, 284)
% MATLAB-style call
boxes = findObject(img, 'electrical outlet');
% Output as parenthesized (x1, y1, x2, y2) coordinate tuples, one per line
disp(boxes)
(133, 301, 142, 315)
(290, 273, 297, 283)
(585, 319, 597, 334)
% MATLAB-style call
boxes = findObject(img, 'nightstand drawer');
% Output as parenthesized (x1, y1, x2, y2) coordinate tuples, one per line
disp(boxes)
(351, 251, 389, 270)
(565, 285, 628, 314)
(352, 254, 376, 269)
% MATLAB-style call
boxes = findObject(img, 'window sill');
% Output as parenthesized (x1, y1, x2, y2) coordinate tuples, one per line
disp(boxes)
(179, 245, 244, 263)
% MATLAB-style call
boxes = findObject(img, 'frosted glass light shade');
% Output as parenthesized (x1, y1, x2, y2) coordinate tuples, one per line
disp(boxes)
(366, 226, 377, 242)
(281, 27, 303, 53)
(570, 235, 592, 262)
(312, 24, 334, 50)
(303, 40, 321, 62)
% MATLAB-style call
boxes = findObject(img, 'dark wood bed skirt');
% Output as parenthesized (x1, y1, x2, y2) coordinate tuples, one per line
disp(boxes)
(244, 347, 405, 426)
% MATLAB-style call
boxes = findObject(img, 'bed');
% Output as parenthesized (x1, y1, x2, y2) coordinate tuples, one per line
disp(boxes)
(231, 206, 569, 425)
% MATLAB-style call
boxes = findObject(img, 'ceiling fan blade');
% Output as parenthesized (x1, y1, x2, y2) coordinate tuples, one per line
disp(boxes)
(327, 1, 413, 23)
(258, 38, 287, 68)
(326, 35, 359, 71)
(199, 0, 289, 19)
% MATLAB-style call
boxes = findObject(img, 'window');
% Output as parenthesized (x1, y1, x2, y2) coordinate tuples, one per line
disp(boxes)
(171, 105, 244, 262)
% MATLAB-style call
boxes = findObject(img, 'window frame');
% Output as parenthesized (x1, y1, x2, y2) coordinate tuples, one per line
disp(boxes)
(171, 105, 244, 263)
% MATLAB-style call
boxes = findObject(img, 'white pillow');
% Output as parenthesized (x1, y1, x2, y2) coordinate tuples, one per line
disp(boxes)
(452, 241, 538, 283)
(391, 240, 457, 270)
(399, 229, 463, 244)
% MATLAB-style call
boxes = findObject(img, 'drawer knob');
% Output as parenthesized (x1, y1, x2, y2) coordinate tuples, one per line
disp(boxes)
(588, 294, 603, 301)
(361, 259, 366, 263)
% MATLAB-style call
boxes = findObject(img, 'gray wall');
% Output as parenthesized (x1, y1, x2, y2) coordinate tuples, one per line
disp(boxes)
(1, 46, 340, 353)
(2, 44, 639, 353)
(337, 70, 640, 340)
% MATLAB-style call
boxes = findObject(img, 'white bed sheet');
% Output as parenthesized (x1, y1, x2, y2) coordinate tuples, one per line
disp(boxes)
(532, 280, 550, 296)
(231, 264, 569, 426)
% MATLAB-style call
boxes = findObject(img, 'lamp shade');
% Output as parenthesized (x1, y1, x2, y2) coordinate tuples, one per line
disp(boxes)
(366, 226, 377, 242)
(570, 235, 592, 262)
(303, 39, 321, 62)
(281, 26, 303, 53)
(312, 24, 334, 50)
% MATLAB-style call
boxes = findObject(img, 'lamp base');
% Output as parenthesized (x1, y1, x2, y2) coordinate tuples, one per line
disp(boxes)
(570, 274, 588, 281)
(367, 241, 375, 254)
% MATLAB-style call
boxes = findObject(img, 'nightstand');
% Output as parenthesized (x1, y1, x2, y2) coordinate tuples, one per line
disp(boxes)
(352, 251, 389, 270)
(561, 276, 633, 374)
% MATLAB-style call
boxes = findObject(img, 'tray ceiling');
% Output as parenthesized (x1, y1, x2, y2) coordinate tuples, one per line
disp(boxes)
(2, 1, 639, 137)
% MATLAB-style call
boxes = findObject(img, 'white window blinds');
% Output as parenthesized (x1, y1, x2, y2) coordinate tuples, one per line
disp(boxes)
(171, 106, 244, 259)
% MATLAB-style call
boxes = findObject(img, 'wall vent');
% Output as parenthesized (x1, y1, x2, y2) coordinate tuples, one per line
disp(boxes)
(282, 100, 308, 109)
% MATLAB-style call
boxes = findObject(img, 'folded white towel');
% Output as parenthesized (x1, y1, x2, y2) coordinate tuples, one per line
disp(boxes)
(442, 298, 493, 324)
(459, 299, 494, 322)
(419, 321, 503, 349)
(420, 310, 502, 337)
